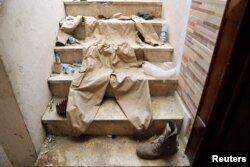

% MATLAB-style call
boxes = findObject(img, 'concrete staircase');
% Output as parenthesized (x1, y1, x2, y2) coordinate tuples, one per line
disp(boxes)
(64, 0, 162, 17)
(43, 0, 183, 136)
(39, 0, 188, 166)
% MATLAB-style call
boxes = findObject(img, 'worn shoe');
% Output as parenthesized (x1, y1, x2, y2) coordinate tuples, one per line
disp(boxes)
(136, 121, 178, 159)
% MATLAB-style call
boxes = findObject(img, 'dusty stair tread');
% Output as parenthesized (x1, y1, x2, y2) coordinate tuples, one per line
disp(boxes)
(42, 96, 184, 122)
(42, 96, 183, 135)
(88, 18, 166, 28)
(48, 67, 176, 82)
(54, 43, 174, 63)
(48, 68, 178, 97)
(64, 0, 162, 5)
(54, 42, 173, 51)
(54, 44, 83, 51)
(71, 18, 167, 41)
(35, 135, 189, 166)
(64, 0, 162, 18)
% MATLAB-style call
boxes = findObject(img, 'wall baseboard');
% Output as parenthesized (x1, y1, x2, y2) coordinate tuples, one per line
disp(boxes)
(174, 91, 194, 147)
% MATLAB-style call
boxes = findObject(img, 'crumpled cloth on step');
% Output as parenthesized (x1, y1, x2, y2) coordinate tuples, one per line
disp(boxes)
(56, 30, 70, 46)
(56, 16, 83, 46)
(83, 14, 163, 47)
(60, 16, 83, 35)
(66, 42, 152, 136)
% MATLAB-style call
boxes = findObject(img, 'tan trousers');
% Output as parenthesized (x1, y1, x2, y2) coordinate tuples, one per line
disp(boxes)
(66, 43, 152, 136)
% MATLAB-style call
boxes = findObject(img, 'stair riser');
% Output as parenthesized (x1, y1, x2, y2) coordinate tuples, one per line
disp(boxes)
(73, 23, 162, 40)
(49, 80, 177, 97)
(65, 2, 162, 18)
(43, 120, 182, 136)
(42, 96, 184, 136)
(55, 48, 173, 64)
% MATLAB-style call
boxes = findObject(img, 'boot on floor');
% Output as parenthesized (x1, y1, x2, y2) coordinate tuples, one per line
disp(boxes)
(136, 121, 178, 159)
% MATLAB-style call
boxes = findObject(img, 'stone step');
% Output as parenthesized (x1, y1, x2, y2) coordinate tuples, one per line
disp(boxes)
(64, 0, 162, 18)
(35, 135, 189, 166)
(73, 18, 166, 40)
(48, 69, 177, 97)
(54, 43, 173, 64)
(42, 96, 184, 135)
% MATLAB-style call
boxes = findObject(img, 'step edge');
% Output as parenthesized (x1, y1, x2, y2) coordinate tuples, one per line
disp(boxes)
(42, 96, 184, 122)
(54, 44, 174, 51)
(48, 75, 179, 82)
(42, 117, 184, 122)
(64, 0, 162, 6)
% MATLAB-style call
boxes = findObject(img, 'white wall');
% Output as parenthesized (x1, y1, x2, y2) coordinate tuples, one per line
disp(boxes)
(162, 0, 191, 72)
(0, 0, 65, 153)
(0, 59, 37, 166)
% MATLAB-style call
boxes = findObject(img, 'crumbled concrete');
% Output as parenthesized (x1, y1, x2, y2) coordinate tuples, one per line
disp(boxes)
(35, 136, 190, 166)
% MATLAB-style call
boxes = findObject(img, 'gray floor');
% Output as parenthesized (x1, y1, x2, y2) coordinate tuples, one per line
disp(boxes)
(35, 135, 190, 166)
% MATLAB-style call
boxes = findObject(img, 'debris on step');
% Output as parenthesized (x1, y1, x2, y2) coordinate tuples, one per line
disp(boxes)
(56, 30, 70, 46)
(52, 62, 61, 74)
(97, 14, 110, 20)
(62, 64, 76, 75)
(106, 134, 117, 139)
(59, 16, 83, 35)
(52, 52, 62, 74)
(137, 12, 155, 20)
(56, 98, 68, 118)
(56, 16, 83, 46)
(73, 62, 82, 67)
(142, 61, 178, 80)
(45, 134, 56, 144)
(68, 36, 81, 45)
(54, 52, 61, 63)
(39, 135, 56, 156)
(47, 99, 54, 112)
(160, 21, 168, 42)
(35, 135, 57, 165)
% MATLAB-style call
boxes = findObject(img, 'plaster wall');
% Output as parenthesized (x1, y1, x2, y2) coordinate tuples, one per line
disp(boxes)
(0, 59, 36, 166)
(162, 0, 191, 71)
(0, 0, 65, 154)
(0, 144, 12, 167)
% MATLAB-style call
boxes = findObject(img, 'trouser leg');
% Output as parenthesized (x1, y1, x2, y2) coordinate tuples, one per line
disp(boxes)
(66, 68, 112, 136)
(110, 73, 152, 131)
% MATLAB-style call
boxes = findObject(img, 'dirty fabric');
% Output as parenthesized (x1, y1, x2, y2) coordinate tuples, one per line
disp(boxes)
(66, 14, 162, 135)
(137, 12, 155, 20)
(60, 16, 83, 35)
(66, 43, 152, 136)
(56, 16, 83, 46)
(56, 30, 70, 46)
(83, 14, 163, 47)
(132, 16, 162, 46)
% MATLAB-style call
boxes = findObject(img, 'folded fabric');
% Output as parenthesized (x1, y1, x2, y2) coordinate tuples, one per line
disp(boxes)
(83, 14, 163, 47)
(56, 30, 70, 46)
(131, 15, 163, 46)
(60, 16, 83, 35)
